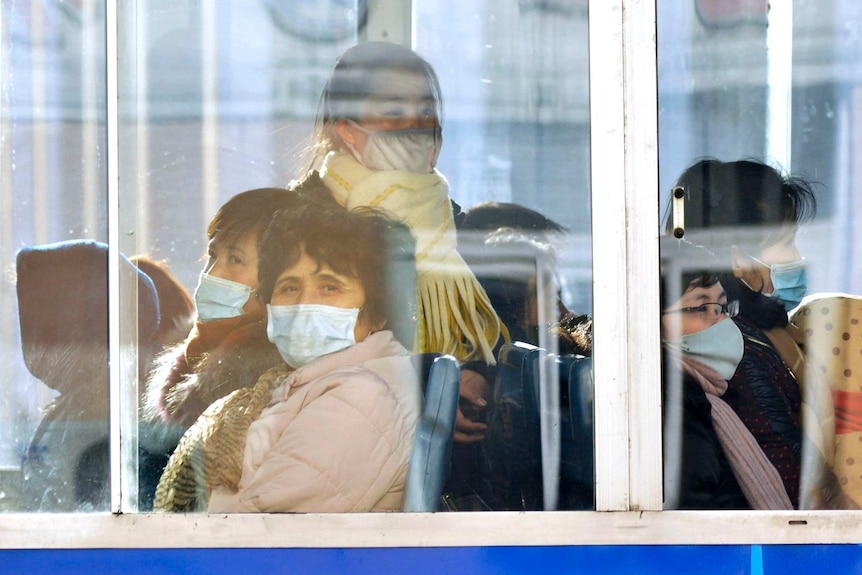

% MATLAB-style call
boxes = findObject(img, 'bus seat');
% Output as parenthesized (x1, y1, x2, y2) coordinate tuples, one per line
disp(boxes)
(403, 354, 460, 512)
(558, 354, 595, 510)
(486, 341, 546, 510)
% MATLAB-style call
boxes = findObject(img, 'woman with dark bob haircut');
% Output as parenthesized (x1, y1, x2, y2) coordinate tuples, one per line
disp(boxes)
(155, 201, 423, 513)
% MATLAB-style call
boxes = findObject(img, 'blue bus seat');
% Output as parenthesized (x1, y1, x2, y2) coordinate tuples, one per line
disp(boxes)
(486, 341, 546, 510)
(557, 354, 594, 510)
(403, 354, 460, 512)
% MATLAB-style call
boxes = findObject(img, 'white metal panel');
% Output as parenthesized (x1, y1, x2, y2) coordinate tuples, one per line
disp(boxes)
(1, 511, 861, 548)
(109, 0, 148, 515)
(621, 0, 662, 511)
(589, 0, 662, 513)
(588, 0, 631, 512)
(107, 0, 122, 514)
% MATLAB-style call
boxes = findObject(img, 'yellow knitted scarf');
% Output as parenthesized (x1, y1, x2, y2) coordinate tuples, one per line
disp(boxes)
(320, 152, 507, 364)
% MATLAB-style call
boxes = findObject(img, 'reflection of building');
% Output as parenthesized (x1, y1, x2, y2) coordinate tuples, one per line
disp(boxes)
(660, 1, 862, 294)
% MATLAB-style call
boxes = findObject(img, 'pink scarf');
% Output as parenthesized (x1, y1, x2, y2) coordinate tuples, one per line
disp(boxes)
(667, 348, 793, 510)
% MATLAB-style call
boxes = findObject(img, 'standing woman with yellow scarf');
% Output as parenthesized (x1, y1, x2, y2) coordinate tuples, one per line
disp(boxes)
(303, 41, 507, 443)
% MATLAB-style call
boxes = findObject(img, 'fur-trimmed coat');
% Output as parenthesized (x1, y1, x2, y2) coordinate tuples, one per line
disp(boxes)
(140, 318, 283, 457)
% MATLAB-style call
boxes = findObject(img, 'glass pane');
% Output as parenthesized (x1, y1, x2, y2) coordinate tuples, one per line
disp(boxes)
(123, 0, 593, 512)
(658, 0, 862, 510)
(0, 0, 110, 511)
(414, 1, 593, 511)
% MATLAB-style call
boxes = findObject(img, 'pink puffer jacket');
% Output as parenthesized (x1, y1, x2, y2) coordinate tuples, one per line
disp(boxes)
(208, 331, 421, 513)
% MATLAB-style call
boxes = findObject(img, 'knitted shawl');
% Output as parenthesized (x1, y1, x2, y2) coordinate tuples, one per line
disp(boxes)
(667, 348, 793, 510)
(153, 364, 288, 512)
(320, 151, 506, 364)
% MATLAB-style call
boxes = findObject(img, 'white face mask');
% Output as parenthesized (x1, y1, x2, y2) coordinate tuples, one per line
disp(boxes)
(194, 272, 251, 322)
(344, 119, 442, 173)
(666, 317, 744, 380)
(266, 304, 359, 368)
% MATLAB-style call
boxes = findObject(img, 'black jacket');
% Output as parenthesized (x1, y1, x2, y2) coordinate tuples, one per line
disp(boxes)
(665, 367, 750, 510)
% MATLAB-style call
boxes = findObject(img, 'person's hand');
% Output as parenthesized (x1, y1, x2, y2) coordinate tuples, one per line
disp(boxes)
(455, 368, 490, 444)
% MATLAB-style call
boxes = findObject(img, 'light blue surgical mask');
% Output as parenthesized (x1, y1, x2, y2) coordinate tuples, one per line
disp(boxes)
(266, 304, 359, 368)
(749, 255, 808, 313)
(666, 317, 744, 380)
(766, 259, 807, 313)
(193, 272, 252, 322)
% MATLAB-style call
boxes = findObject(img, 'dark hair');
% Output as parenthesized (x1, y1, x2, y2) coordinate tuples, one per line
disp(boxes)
(660, 237, 726, 311)
(306, 41, 443, 171)
(665, 159, 817, 239)
(257, 202, 418, 348)
(718, 272, 788, 329)
(460, 202, 568, 236)
(664, 159, 814, 327)
(661, 271, 723, 312)
(207, 187, 307, 243)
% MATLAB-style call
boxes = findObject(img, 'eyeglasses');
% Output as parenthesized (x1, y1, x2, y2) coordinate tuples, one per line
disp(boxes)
(661, 300, 739, 319)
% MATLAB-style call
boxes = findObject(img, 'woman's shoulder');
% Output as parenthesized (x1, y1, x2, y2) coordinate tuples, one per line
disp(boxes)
(290, 354, 419, 423)
(309, 358, 414, 400)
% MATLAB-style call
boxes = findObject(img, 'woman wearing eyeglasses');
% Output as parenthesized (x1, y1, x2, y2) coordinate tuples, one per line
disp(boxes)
(660, 247, 793, 509)
(667, 159, 852, 510)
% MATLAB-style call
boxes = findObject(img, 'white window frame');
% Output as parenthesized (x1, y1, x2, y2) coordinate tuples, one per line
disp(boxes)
(3, 0, 862, 550)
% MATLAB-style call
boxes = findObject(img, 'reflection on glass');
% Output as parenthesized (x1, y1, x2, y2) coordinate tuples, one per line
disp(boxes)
(138, 189, 297, 510)
(154, 202, 422, 512)
(413, 0, 593, 512)
(659, 0, 862, 510)
(1, 1, 109, 511)
(2, 1, 593, 513)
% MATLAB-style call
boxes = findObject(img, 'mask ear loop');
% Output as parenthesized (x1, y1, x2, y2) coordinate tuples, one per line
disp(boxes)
(358, 305, 387, 336)
(334, 119, 367, 164)
(343, 141, 364, 165)
(731, 246, 767, 293)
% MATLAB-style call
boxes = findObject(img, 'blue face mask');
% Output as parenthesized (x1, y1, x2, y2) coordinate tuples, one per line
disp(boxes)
(266, 304, 359, 368)
(766, 259, 807, 313)
(745, 254, 807, 313)
(193, 272, 252, 322)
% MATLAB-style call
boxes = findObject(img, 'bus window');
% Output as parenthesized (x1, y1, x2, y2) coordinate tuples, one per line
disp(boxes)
(0, 1, 110, 512)
(124, 0, 594, 514)
(658, 0, 862, 511)
(1, 1, 595, 513)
